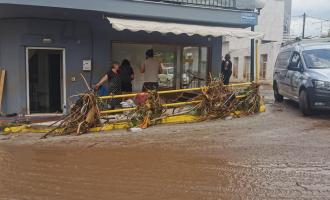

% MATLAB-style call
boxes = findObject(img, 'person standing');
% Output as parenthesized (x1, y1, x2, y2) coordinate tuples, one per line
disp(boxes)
(221, 54, 233, 85)
(95, 61, 121, 109)
(140, 49, 162, 92)
(120, 59, 134, 93)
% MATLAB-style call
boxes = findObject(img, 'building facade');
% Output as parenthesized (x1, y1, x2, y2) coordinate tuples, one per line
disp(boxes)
(0, 0, 262, 114)
(223, 0, 292, 84)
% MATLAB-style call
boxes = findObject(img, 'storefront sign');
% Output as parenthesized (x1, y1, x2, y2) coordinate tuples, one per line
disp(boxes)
(240, 13, 257, 25)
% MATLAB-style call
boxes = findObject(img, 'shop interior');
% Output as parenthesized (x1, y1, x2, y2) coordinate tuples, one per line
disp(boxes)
(112, 42, 209, 92)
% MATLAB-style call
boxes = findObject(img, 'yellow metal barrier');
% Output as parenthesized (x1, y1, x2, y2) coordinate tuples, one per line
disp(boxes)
(4, 115, 201, 134)
(101, 101, 202, 115)
(100, 95, 248, 115)
(99, 82, 252, 100)
(99, 82, 252, 115)
(3, 82, 261, 134)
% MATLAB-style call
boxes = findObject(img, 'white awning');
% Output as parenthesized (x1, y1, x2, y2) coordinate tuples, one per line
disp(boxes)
(107, 17, 264, 39)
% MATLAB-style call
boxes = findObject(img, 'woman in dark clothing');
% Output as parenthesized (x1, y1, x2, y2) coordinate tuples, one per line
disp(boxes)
(221, 54, 233, 85)
(95, 61, 122, 109)
(120, 59, 134, 93)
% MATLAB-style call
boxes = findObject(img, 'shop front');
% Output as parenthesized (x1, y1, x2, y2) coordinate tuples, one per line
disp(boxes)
(0, 2, 262, 115)
(108, 17, 262, 92)
(112, 42, 209, 91)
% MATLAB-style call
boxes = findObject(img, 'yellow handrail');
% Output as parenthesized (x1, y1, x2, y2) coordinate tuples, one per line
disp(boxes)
(100, 100, 202, 115)
(99, 82, 252, 100)
(100, 95, 248, 115)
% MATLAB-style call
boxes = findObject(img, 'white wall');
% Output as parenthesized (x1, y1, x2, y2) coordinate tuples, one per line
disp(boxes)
(259, 43, 281, 82)
(256, 0, 285, 42)
(229, 42, 281, 83)
(223, 0, 286, 83)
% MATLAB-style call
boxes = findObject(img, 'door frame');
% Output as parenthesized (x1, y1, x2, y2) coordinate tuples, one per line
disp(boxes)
(25, 47, 67, 115)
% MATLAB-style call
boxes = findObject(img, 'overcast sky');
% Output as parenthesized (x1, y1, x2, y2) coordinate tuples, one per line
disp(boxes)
(292, 0, 330, 19)
(291, 0, 330, 37)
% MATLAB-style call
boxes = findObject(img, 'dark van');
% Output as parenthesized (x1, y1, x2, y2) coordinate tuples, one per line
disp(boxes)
(273, 40, 330, 115)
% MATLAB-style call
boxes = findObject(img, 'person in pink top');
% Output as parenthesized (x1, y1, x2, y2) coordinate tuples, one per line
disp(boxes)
(140, 49, 162, 92)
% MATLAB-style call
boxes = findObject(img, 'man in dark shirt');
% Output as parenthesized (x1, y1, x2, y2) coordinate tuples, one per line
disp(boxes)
(221, 54, 233, 85)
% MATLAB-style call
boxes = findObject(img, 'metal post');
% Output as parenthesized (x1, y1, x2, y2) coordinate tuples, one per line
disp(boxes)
(250, 26, 255, 82)
(256, 40, 260, 83)
(302, 13, 306, 39)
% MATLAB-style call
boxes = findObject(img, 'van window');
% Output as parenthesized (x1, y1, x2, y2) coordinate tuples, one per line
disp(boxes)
(303, 48, 330, 69)
(275, 51, 292, 69)
(290, 53, 301, 69)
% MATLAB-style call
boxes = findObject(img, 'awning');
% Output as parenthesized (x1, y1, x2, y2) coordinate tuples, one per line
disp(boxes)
(107, 17, 264, 39)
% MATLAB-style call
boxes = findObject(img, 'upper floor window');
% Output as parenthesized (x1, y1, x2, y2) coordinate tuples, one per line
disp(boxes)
(243, 56, 250, 81)
(233, 57, 239, 79)
(260, 54, 267, 80)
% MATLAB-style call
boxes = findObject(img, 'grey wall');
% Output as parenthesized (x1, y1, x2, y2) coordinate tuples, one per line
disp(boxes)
(0, 0, 257, 27)
(0, 15, 222, 114)
(0, 18, 101, 114)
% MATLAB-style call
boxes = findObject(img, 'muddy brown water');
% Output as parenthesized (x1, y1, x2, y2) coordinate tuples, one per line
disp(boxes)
(0, 102, 330, 199)
(0, 145, 232, 200)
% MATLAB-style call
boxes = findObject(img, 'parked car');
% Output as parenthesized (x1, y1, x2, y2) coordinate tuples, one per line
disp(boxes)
(158, 67, 174, 87)
(273, 40, 330, 115)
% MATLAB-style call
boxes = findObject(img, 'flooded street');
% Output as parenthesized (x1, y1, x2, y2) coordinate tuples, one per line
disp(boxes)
(0, 101, 330, 199)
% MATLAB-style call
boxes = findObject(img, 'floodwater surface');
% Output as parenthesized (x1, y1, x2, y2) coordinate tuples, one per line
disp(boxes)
(1, 102, 330, 199)
(0, 145, 233, 200)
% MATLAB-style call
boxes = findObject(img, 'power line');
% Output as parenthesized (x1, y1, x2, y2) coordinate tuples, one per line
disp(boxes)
(304, 14, 330, 22)
(291, 15, 303, 18)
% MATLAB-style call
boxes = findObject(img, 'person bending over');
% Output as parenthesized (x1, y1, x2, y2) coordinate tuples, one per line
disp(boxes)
(95, 61, 121, 109)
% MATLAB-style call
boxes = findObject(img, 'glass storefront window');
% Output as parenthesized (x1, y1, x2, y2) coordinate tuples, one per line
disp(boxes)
(155, 49, 176, 89)
(182, 46, 208, 88)
(112, 42, 209, 91)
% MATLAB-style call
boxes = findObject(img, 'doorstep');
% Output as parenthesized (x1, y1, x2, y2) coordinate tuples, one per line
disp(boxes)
(0, 114, 63, 129)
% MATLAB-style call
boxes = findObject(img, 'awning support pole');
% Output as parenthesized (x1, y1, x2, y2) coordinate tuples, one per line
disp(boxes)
(250, 26, 255, 82)
(256, 39, 260, 83)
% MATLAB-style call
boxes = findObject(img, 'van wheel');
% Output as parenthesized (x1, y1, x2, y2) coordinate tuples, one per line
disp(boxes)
(273, 83, 283, 102)
(299, 90, 312, 116)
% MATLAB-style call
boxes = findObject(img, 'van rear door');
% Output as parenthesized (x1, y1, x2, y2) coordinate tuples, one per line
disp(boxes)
(287, 52, 303, 101)
(274, 51, 292, 96)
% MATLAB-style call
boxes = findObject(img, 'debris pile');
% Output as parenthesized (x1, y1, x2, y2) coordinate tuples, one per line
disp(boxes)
(238, 83, 262, 115)
(127, 79, 262, 128)
(128, 90, 164, 129)
(41, 92, 101, 139)
(193, 81, 261, 119)
(194, 78, 238, 120)
(38, 78, 262, 138)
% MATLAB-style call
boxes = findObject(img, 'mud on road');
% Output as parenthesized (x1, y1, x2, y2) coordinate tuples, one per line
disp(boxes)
(0, 100, 330, 200)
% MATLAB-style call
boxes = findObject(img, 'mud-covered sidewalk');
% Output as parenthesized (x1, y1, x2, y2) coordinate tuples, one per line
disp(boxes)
(0, 100, 330, 199)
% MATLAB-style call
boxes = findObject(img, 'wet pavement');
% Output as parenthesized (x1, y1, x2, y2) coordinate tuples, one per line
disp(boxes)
(0, 97, 330, 199)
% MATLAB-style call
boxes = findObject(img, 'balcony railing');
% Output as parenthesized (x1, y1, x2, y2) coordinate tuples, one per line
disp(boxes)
(136, 0, 238, 9)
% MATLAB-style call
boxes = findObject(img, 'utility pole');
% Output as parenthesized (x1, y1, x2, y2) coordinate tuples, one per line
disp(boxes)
(302, 13, 306, 39)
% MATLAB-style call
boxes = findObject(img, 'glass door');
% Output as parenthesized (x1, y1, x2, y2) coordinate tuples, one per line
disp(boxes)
(181, 46, 209, 88)
(153, 45, 177, 89)
(112, 43, 177, 91)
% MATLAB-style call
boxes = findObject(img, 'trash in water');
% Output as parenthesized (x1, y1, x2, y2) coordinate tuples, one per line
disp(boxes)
(130, 128, 142, 133)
